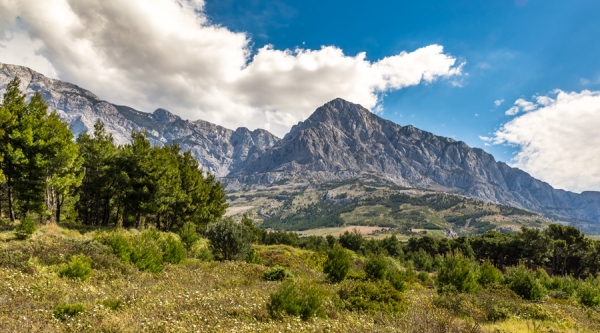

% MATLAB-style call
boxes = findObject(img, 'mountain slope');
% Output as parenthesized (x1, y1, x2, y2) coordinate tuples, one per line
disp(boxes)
(0, 62, 279, 176)
(2, 62, 600, 225)
(230, 98, 600, 224)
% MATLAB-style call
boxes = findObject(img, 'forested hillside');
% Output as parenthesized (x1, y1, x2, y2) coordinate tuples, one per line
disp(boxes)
(0, 77, 226, 230)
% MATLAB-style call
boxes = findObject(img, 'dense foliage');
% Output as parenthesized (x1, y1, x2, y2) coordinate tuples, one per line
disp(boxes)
(206, 217, 253, 261)
(0, 77, 227, 231)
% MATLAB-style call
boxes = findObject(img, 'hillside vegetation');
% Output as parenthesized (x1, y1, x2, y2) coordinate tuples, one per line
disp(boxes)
(225, 180, 552, 235)
(2, 220, 600, 332)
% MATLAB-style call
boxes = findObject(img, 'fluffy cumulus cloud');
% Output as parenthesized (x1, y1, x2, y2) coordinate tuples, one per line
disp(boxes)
(0, 0, 462, 136)
(487, 90, 600, 192)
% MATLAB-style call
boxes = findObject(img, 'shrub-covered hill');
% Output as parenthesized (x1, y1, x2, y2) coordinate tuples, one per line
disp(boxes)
(2, 223, 600, 332)
(225, 180, 562, 234)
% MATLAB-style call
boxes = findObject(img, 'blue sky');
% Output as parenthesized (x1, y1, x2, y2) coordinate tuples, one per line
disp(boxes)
(206, 0, 600, 163)
(2, 0, 600, 192)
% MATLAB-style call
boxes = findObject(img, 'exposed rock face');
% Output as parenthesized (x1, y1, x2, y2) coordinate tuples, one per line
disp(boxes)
(2, 62, 600, 224)
(0, 62, 279, 176)
(230, 98, 600, 224)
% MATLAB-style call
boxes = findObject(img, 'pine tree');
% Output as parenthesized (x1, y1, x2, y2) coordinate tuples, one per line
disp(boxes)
(0, 77, 27, 221)
(42, 111, 83, 223)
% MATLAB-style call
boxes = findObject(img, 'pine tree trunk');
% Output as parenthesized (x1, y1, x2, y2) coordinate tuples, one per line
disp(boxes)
(136, 208, 142, 229)
(156, 213, 161, 231)
(551, 250, 556, 277)
(103, 198, 110, 225)
(7, 179, 15, 222)
(95, 194, 100, 225)
(562, 255, 568, 277)
(56, 194, 62, 224)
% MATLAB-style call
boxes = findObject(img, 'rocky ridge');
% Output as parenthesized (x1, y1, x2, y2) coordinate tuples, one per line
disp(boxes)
(2, 62, 600, 224)
(0, 62, 279, 176)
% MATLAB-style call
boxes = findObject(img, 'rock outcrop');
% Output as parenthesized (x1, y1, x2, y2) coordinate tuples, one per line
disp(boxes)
(0, 62, 279, 176)
(230, 98, 600, 224)
(3, 62, 600, 224)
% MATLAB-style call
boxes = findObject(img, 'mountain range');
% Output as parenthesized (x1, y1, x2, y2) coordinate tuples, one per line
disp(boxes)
(2, 61, 600, 226)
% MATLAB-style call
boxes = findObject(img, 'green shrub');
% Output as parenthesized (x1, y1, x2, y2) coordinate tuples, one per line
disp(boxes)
(206, 217, 252, 261)
(130, 234, 164, 273)
(475, 285, 521, 321)
(503, 265, 547, 301)
(435, 250, 479, 294)
(338, 281, 405, 313)
(326, 235, 336, 248)
(263, 266, 293, 281)
(104, 232, 132, 263)
(365, 255, 388, 280)
(196, 247, 214, 262)
(266, 281, 325, 321)
(410, 249, 434, 272)
(100, 298, 123, 311)
(58, 254, 92, 281)
(578, 283, 600, 307)
(323, 244, 351, 283)
(178, 222, 199, 251)
(245, 248, 263, 264)
(53, 304, 85, 321)
(14, 215, 36, 240)
(432, 292, 474, 318)
(417, 271, 429, 282)
(477, 262, 502, 287)
(387, 269, 407, 292)
(160, 234, 187, 264)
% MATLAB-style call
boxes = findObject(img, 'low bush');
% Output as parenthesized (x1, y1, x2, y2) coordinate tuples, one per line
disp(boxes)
(409, 249, 434, 272)
(100, 298, 123, 311)
(578, 283, 600, 307)
(195, 247, 214, 262)
(53, 304, 85, 321)
(503, 265, 547, 301)
(477, 262, 502, 287)
(417, 271, 429, 282)
(58, 254, 92, 281)
(14, 215, 36, 240)
(178, 222, 199, 252)
(206, 217, 252, 261)
(387, 269, 407, 292)
(338, 281, 405, 313)
(474, 285, 521, 321)
(365, 255, 388, 280)
(103, 231, 132, 263)
(245, 248, 263, 264)
(435, 250, 479, 294)
(263, 266, 293, 281)
(323, 244, 351, 283)
(129, 233, 164, 273)
(266, 281, 325, 321)
(160, 234, 187, 264)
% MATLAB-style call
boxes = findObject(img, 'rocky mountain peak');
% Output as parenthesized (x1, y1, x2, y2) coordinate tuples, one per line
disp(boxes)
(152, 108, 180, 122)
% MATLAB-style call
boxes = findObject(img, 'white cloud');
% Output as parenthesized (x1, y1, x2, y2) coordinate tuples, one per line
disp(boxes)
(490, 90, 600, 192)
(504, 97, 539, 115)
(0, 0, 463, 137)
(494, 99, 504, 106)
(0, 26, 57, 78)
(514, 98, 537, 111)
(505, 106, 519, 115)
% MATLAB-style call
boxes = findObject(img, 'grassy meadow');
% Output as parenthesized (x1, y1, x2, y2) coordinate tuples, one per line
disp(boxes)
(1, 222, 600, 332)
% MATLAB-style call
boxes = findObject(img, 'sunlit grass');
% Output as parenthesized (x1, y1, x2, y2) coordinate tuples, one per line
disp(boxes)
(0, 223, 598, 332)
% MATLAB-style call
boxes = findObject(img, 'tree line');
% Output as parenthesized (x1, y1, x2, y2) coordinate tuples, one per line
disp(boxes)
(0, 77, 226, 230)
(247, 220, 600, 279)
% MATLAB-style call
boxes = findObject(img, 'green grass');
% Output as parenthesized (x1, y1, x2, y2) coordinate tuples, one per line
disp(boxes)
(1, 223, 598, 332)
